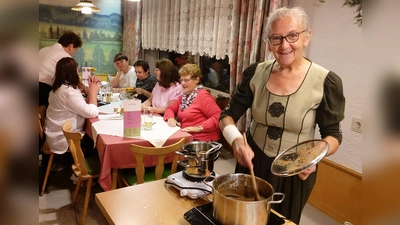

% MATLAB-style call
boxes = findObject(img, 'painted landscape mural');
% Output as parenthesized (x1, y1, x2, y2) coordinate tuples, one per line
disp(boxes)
(39, 1, 123, 75)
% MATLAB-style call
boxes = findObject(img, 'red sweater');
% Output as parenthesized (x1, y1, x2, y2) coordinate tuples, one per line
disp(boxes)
(164, 89, 222, 142)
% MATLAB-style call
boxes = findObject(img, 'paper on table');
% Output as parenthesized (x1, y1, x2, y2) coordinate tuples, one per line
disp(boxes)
(98, 114, 123, 120)
(140, 116, 181, 147)
(91, 115, 181, 147)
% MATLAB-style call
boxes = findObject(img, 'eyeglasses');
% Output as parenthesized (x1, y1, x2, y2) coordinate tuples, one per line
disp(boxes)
(179, 77, 195, 83)
(268, 29, 308, 46)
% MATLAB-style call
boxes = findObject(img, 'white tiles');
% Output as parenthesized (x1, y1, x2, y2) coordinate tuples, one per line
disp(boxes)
(39, 189, 72, 213)
(300, 203, 340, 225)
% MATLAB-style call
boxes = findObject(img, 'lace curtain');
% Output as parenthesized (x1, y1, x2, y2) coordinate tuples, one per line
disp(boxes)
(141, 0, 233, 60)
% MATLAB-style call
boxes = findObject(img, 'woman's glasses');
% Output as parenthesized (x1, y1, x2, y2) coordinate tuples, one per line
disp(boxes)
(179, 77, 195, 83)
(268, 29, 308, 46)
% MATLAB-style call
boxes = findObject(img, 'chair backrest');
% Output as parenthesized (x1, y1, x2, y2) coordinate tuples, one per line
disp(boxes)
(130, 138, 186, 184)
(61, 120, 89, 176)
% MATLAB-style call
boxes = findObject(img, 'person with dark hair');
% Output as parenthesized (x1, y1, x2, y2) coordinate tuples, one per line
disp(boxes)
(133, 59, 157, 102)
(44, 57, 100, 155)
(219, 7, 345, 224)
(164, 63, 221, 142)
(39, 31, 83, 107)
(141, 59, 183, 114)
(110, 53, 137, 91)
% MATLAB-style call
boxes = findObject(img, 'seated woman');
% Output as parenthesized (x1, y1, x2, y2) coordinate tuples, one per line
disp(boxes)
(133, 59, 158, 102)
(142, 59, 183, 114)
(110, 53, 137, 92)
(45, 57, 100, 155)
(164, 63, 221, 142)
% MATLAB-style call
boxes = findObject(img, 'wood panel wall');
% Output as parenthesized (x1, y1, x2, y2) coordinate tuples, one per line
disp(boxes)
(308, 158, 362, 225)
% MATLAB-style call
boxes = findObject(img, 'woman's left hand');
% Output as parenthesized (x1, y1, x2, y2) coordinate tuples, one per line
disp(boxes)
(181, 126, 202, 133)
(298, 165, 316, 180)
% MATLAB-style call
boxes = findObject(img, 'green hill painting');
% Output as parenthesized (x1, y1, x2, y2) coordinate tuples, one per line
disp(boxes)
(39, 2, 123, 75)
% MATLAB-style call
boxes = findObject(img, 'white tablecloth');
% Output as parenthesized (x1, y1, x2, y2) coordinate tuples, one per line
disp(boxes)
(91, 115, 181, 147)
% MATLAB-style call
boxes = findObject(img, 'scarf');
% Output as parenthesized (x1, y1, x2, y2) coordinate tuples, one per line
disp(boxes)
(180, 85, 203, 111)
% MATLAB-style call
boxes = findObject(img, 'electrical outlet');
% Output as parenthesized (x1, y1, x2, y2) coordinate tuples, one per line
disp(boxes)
(351, 118, 362, 134)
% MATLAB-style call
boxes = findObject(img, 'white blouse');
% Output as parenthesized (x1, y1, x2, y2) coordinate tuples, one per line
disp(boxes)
(44, 84, 98, 154)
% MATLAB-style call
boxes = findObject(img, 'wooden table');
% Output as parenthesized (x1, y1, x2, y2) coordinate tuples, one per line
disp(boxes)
(85, 116, 192, 191)
(95, 179, 296, 225)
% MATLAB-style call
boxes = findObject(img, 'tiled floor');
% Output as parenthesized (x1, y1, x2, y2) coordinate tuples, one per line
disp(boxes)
(39, 148, 339, 225)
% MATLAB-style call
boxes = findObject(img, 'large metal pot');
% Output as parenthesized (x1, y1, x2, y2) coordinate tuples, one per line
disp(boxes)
(176, 141, 221, 178)
(205, 173, 285, 225)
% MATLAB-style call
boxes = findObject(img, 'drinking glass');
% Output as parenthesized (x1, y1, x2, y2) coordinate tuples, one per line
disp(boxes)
(143, 107, 153, 130)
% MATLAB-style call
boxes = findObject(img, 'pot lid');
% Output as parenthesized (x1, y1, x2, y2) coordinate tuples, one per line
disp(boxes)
(271, 139, 329, 177)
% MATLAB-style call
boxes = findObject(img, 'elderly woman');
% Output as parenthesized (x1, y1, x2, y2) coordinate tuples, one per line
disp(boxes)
(219, 7, 345, 223)
(141, 59, 183, 114)
(164, 63, 221, 142)
(45, 57, 100, 155)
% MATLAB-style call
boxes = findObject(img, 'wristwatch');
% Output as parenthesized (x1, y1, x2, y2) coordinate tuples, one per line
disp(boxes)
(198, 126, 203, 132)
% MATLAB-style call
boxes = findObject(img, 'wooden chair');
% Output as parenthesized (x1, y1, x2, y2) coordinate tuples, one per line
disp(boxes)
(119, 138, 185, 186)
(62, 120, 100, 225)
(39, 106, 71, 196)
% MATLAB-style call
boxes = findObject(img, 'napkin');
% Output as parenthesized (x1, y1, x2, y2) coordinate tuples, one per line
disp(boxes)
(91, 115, 180, 147)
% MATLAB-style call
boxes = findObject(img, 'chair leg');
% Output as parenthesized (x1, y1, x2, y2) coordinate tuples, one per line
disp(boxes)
(80, 178, 93, 225)
(40, 153, 54, 196)
(71, 177, 82, 207)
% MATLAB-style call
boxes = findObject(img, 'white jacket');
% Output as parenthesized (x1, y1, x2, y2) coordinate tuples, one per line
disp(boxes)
(45, 85, 98, 154)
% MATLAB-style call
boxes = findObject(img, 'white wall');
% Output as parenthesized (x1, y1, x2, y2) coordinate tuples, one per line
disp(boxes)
(289, 0, 362, 173)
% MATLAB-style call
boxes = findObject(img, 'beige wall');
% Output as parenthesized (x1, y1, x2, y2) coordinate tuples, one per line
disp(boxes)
(290, 0, 362, 173)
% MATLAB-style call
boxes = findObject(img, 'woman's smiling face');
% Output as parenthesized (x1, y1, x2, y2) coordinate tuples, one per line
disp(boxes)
(267, 15, 310, 67)
(180, 74, 199, 95)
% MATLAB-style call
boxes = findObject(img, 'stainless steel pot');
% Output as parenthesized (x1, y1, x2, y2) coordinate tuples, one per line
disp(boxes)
(176, 141, 222, 178)
(204, 173, 285, 225)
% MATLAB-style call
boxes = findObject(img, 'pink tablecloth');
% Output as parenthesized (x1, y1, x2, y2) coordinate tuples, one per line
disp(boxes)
(85, 117, 193, 191)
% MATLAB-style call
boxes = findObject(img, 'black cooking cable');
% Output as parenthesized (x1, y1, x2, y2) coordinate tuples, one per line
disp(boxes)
(164, 180, 212, 194)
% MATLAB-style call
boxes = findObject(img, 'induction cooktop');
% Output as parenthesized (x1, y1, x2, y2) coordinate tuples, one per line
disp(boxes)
(184, 202, 286, 225)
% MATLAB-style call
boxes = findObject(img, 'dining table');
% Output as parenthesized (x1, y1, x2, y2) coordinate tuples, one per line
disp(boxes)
(86, 100, 193, 191)
(95, 178, 296, 225)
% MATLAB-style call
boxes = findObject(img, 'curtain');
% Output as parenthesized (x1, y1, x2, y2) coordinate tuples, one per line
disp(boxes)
(123, 1, 142, 64)
(229, 0, 287, 131)
(141, 0, 233, 60)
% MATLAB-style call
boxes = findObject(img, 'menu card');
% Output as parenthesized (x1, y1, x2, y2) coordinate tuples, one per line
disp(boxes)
(123, 99, 141, 137)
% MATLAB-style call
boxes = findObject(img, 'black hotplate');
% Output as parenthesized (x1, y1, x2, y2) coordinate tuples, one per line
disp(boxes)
(184, 203, 286, 225)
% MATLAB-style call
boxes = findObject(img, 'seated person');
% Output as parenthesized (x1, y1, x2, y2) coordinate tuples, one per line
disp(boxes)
(133, 59, 157, 102)
(142, 59, 183, 114)
(164, 63, 221, 142)
(201, 63, 218, 88)
(110, 53, 137, 92)
(44, 57, 100, 155)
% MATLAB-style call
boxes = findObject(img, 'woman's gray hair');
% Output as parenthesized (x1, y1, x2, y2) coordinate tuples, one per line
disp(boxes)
(265, 6, 310, 38)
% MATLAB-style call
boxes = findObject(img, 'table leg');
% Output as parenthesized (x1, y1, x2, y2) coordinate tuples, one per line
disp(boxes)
(111, 168, 118, 190)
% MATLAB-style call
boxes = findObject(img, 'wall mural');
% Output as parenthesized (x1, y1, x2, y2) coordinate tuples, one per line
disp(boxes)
(39, 0, 123, 75)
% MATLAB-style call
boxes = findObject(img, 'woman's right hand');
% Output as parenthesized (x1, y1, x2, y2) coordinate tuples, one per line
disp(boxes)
(232, 137, 254, 169)
(167, 118, 180, 127)
(88, 76, 101, 94)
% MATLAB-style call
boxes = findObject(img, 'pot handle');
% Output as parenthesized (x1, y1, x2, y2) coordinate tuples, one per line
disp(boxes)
(207, 142, 222, 153)
(175, 151, 200, 165)
(266, 193, 285, 207)
(177, 160, 200, 168)
(202, 175, 216, 202)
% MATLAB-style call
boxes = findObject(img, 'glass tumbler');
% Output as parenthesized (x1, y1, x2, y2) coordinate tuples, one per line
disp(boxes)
(143, 107, 153, 130)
